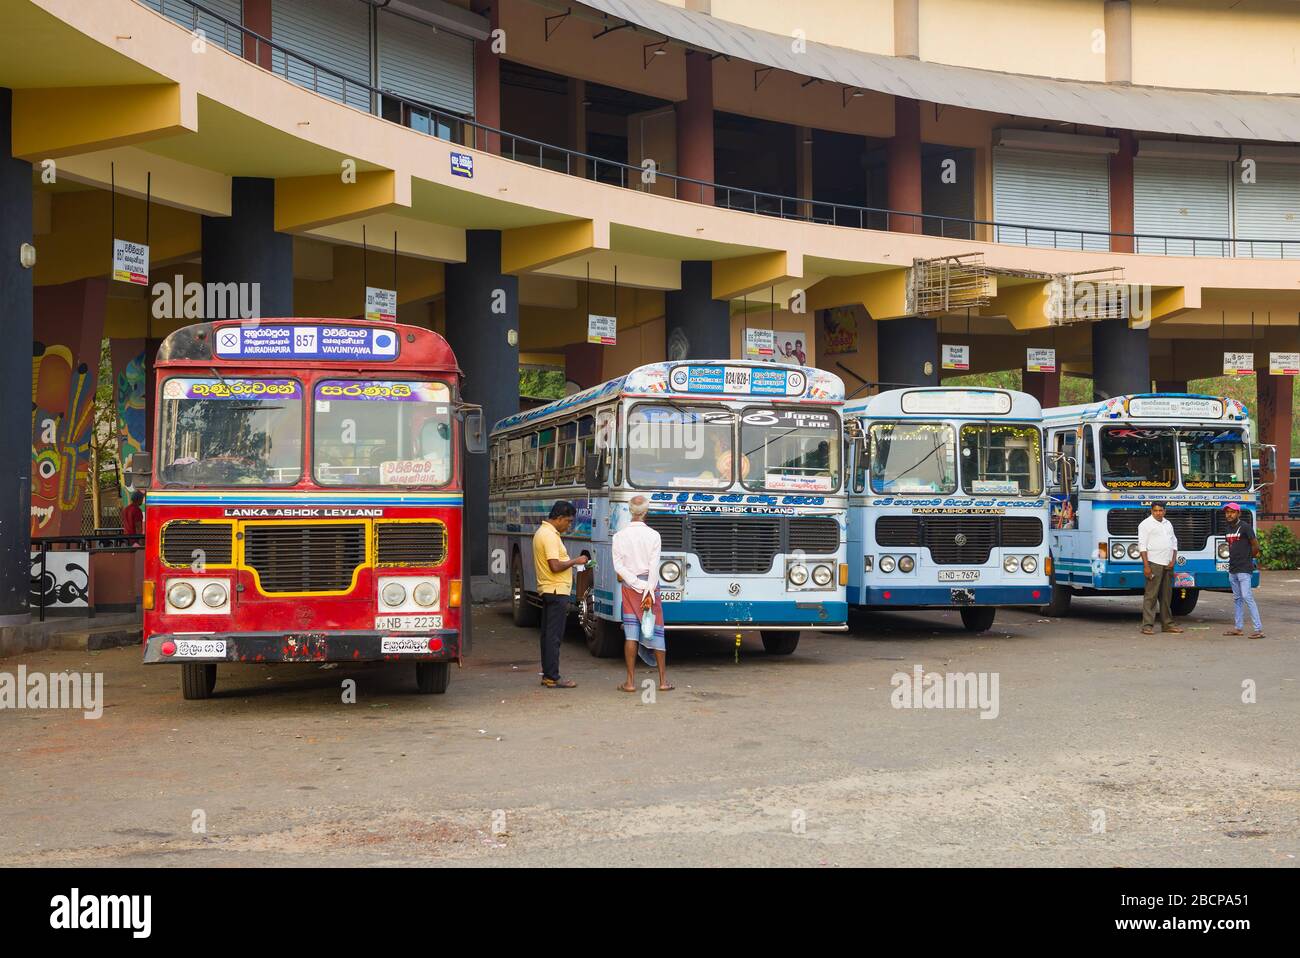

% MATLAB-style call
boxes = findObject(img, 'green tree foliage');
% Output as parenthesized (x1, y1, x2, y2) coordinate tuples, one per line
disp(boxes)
(519, 367, 566, 400)
(1259, 524, 1300, 570)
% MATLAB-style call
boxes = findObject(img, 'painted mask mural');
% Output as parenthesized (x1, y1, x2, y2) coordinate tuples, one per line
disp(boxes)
(117, 351, 147, 498)
(31, 343, 95, 536)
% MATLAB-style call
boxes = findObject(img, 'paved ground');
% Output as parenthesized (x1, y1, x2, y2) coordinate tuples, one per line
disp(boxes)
(1, 574, 1297, 867)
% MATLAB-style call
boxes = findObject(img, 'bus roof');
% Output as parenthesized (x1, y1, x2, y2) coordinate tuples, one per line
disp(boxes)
(844, 386, 1042, 420)
(492, 361, 845, 434)
(155, 318, 461, 375)
(1043, 393, 1249, 424)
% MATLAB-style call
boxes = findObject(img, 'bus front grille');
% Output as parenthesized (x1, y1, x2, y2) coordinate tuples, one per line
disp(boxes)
(789, 517, 840, 554)
(376, 521, 448, 566)
(243, 523, 366, 594)
(1000, 517, 1044, 547)
(876, 515, 1042, 564)
(691, 517, 781, 574)
(161, 521, 234, 567)
(1107, 508, 1223, 551)
(645, 514, 685, 550)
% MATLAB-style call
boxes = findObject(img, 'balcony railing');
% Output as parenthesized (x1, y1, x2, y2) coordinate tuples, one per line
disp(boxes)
(137, 0, 1300, 261)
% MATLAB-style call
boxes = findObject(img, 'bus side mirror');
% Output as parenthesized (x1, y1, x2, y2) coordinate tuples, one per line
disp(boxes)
(584, 451, 606, 491)
(462, 408, 486, 455)
(127, 451, 153, 490)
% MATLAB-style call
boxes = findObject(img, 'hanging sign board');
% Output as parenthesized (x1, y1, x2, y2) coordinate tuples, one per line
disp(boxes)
(1026, 347, 1056, 374)
(1222, 352, 1254, 376)
(364, 287, 398, 323)
(941, 344, 969, 371)
(112, 239, 149, 286)
(744, 327, 775, 360)
(1268, 352, 1299, 376)
(587, 314, 617, 346)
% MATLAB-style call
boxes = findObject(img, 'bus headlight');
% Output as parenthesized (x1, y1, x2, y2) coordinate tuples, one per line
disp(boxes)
(413, 581, 439, 608)
(897, 555, 915, 573)
(788, 564, 810, 586)
(1216, 540, 1230, 560)
(878, 556, 896, 574)
(659, 560, 682, 583)
(1127, 543, 1143, 561)
(1110, 542, 1127, 561)
(381, 582, 407, 607)
(1003, 556, 1021, 573)
(811, 564, 834, 587)
(167, 582, 196, 610)
(201, 582, 228, 608)
(1021, 556, 1039, 574)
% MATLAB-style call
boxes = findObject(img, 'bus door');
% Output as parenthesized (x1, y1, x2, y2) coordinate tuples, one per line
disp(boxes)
(845, 419, 867, 603)
(582, 406, 619, 612)
(1048, 427, 1082, 572)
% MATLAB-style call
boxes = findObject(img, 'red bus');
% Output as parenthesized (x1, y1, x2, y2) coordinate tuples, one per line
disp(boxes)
(131, 318, 485, 700)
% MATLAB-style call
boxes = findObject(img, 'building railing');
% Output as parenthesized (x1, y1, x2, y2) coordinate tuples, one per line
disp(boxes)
(142, 0, 1300, 260)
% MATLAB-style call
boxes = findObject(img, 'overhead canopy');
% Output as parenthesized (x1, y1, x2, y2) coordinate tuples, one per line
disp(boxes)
(572, 0, 1300, 144)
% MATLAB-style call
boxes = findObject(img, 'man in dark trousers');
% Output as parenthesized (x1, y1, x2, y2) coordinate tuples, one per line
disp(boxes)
(1222, 503, 1264, 639)
(532, 500, 588, 688)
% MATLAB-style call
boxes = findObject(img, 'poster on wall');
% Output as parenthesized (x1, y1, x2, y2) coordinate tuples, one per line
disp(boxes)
(1026, 347, 1057, 373)
(1223, 352, 1255, 376)
(364, 286, 397, 323)
(773, 331, 808, 366)
(1268, 352, 1299, 376)
(30, 550, 89, 610)
(111, 239, 149, 286)
(587, 314, 617, 346)
(941, 344, 970, 371)
(822, 307, 858, 355)
(744, 327, 775, 360)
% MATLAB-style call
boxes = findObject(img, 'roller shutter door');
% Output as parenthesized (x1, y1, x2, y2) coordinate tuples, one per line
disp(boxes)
(271, 0, 371, 112)
(1233, 161, 1300, 259)
(1133, 157, 1231, 257)
(993, 148, 1110, 252)
(377, 10, 475, 117)
(141, 0, 243, 54)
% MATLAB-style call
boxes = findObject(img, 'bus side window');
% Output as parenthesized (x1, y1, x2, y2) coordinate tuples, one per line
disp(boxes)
(559, 421, 578, 483)
(852, 435, 868, 494)
(1082, 426, 1097, 488)
(523, 432, 539, 483)
(577, 415, 595, 479)
(538, 427, 557, 486)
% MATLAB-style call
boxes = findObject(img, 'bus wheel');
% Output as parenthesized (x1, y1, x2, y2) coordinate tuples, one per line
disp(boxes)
(511, 551, 540, 628)
(415, 662, 450, 694)
(959, 608, 996, 633)
(580, 587, 623, 658)
(1170, 588, 1200, 617)
(1041, 581, 1072, 617)
(180, 663, 217, 700)
(760, 631, 800, 655)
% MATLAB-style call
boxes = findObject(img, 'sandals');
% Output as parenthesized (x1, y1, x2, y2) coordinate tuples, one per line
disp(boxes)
(541, 677, 577, 689)
(1249, 632, 1265, 640)
(1223, 629, 1244, 636)
(1162, 626, 1185, 634)
(1141, 627, 1154, 635)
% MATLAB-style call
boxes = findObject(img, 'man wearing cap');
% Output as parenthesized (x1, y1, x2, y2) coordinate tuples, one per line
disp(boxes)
(1138, 501, 1184, 635)
(1222, 503, 1264, 639)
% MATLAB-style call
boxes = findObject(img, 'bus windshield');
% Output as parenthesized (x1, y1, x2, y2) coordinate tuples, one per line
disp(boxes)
(627, 404, 735, 490)
(314, 380, 453, 486)
(158, 377, 302, 486)
(1180, 427, 1249, 490)
(959, 423, 1042, 495)
(869, 422, 957, 494)
(1099, 426, 1177, 490)
(740, 407, 841, 492)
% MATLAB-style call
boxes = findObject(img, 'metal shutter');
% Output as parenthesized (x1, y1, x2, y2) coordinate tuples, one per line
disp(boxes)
(993, 148, 1110, 252)
(271, 0, 371, 112)
(377, 10, 475, 117)
(141, 0, 243, 54)
(1233, 161, 1300, 259)
(1134, 157, 1231, 257)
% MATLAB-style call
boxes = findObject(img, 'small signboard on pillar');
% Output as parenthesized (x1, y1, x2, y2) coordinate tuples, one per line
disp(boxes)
(111, 239, 149, 286)
(745, 327, 775, 360)
(941, 344, 969, 371)
(1223, 351, 1255, 377)
(1026, 347, 1057, 374)
(1268, 352, 1299, 376)
(587, 313, 617, 346)
(364, 286, 398, 323)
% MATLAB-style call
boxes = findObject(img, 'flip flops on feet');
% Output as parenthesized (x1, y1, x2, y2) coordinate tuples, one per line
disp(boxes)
(1249, 631, 1265, 639)
(1223, 629, 1244, 636)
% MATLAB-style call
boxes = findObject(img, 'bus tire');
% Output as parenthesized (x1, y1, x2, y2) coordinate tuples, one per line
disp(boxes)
(1041, 582, 1072, 617)
(180, 663, 217, 700)
(959, 607, 997, 633)
(415, 662, 450, 694)
(511, 551, 540, 628)
(760, 631, 800, 655)
(1170, 587, 1199, 617)
(580, 587, 623, 658)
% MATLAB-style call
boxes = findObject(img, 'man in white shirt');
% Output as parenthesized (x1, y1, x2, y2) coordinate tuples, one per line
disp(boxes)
(612, 495, 671, 693)
(1137, 501, 1184, 635)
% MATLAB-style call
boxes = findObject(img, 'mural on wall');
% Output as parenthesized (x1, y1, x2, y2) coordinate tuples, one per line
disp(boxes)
(117, 351, 147, 498)
(31, 343, 95, 537)
(29, 550, 90, 610)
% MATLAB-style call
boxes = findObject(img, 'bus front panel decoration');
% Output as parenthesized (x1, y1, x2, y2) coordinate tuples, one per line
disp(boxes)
(844, 388, 1051, 633)
(488, 362, 849, 658)
(130, 319, 485, 700)
(1042, 393, 1263, 618)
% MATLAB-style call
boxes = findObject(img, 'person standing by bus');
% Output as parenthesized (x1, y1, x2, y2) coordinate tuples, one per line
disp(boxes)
(122, 490, 145, 536)
(1222, 503, 1264, 639)
(533, 500, 587, 688)
(1138, 501, 1184, 635)
(612, 496, 672, 694)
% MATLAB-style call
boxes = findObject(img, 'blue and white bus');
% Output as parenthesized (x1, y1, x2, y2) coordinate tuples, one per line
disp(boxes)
(843, 387, 1051, 632)
(488, 361, 848, 657)
(1252, 457, 1300, 513)
(1042, 393, 1264, 616)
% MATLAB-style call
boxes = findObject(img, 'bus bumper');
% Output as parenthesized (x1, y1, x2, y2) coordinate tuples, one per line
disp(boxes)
(142, 630, 460, 664)
(852, 585, 1047, 607)
(662, 599, 847, 629)
(1086, 568, 1257, 591)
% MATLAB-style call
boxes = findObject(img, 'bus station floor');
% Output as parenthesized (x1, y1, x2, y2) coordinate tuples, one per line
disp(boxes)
(1, 575, 1296, 868)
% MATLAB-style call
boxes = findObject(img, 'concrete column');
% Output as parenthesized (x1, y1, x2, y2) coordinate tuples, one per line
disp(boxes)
(876, 317, 938, 387)
(887, 97, 922, 233)
(675, 51, 715, 205)
(1257, 372, 1293, 516)
(1023, 369, 1061, 408)
(472, 0, 501, 153)
(665, 261, 729, 360)
(795, 126, 813, 220)
(1104, 1, 1133, 85)
(1091, 318, 1150, 400)
(444, 231, 519, 574)
(241, 0, 273, 69)
(567, 78, 587, 178)
(1109, 130, 1136, 253)
(201, 177, 293, 318)
(893, 0, 920, 58)
(1154, 380, 1188, 393)
(0, 89, 33, 622)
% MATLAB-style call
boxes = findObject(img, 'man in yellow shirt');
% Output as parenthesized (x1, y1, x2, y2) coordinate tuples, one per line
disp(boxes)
(532, 500, 587, 688)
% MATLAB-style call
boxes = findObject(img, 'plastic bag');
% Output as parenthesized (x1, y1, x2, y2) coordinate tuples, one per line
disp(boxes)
(640, 590, 655, 641)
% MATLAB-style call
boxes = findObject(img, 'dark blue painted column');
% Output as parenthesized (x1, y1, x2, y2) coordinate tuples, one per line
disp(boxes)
(1092, 318, 1150, 400)
(201, 177, 293, 318)
(877, 316, 938, 387)
(0, 89, 33, 622)
(445, 230, 519, 575)
(665, 260, 730, 360)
